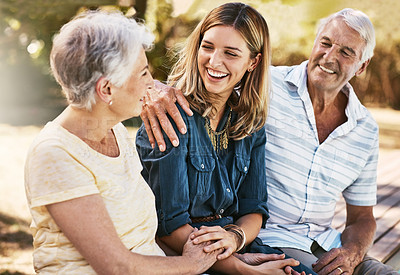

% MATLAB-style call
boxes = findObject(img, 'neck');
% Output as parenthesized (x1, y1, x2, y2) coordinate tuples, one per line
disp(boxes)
(209, 103, 227, 130)
(307, 83, 345, 114)
(55, 105, 119, 142)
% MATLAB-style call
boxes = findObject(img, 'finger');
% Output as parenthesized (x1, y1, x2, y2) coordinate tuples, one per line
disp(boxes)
(216, 247, 235, 260)
(312, 249, 339, 272)
(165, 101, 188, 135)
(140, 111, 155, 149)
(277, 258, 301, 268)
(315, 260, 342, 275)
(193, 231, 225, 245)
(283, 265, 292, 274)
(153, 104, 180, 147)
(251, 253, 286, 262)
(193, 226, 224, 236)
(174, 87, 193, 116)
(146, 107, 166, 152)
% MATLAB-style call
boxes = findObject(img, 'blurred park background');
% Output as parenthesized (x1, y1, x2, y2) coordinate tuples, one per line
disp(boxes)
(1, 0, 400, 274)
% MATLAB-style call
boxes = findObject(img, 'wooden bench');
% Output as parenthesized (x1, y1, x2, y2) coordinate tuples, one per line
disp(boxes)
(331, 149, 400, 270)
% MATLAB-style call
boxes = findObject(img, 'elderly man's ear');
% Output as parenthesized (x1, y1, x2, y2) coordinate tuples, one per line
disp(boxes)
(355, 59, 370, 77)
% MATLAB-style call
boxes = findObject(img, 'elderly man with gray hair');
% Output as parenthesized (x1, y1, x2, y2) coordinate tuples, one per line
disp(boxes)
(141, 8, 398, 275)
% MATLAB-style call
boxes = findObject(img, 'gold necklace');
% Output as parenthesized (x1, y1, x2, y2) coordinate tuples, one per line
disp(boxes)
(205, 110, 232, 153)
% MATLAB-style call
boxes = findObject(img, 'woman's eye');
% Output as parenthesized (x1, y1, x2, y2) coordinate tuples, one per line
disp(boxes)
(226, 51, 237, 57)
(201, 45, 213, 50)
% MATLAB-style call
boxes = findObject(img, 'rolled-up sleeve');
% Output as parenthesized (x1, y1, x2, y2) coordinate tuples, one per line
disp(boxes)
(136, 117, 191, 237)
(236, 127, 269, 226)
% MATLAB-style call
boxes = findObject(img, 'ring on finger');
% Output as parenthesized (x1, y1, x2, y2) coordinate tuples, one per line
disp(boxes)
(337, 267, 343, 273)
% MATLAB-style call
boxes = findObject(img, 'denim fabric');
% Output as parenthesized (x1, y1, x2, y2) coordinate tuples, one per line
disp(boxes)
(247, 238, 318, 275)
(136, 105, 269, 237)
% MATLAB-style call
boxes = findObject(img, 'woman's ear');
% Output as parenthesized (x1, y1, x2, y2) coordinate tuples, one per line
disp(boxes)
(248, 53, 262, 72)
(96, 77, 112, 104)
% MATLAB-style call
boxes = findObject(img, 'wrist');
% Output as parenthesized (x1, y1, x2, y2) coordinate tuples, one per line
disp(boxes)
(223, 224, 246, 252)
(231, 257, 249, 275)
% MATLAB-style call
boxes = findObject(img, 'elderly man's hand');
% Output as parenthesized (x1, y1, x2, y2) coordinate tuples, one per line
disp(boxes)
(140, 80, 192, 152)
(312, 246, 361, 275)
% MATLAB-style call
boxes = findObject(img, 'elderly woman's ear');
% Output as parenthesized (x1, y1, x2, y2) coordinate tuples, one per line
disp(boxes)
(96, 77, 112, 105)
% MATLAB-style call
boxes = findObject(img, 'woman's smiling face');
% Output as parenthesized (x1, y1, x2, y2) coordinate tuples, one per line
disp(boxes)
(197, 25, 255, 100)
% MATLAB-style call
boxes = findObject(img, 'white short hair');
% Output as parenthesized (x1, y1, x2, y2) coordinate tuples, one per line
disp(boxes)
(50, 10, 154, 110)
(316, 8, 375, 63)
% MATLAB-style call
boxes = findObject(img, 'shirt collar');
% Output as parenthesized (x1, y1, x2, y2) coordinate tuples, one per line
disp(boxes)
(283, 60, 368, 122)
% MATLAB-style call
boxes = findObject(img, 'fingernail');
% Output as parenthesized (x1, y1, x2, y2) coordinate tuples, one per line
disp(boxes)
(151, 143, 155, 148)
(159, 144, 165, 151)
(181, 127, 187, 134)
(172, 140, 179, 147)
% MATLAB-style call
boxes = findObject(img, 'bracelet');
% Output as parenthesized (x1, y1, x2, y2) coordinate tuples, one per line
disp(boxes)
(223, 224, 246, 252)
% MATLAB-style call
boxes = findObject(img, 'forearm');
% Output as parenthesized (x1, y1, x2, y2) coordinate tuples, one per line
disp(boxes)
(126, 253, 204, 275)
(341, 204, 376, 263)
(341, 217, 376, 260)
(47, 195, 209, 275)
(236, 213, 263, 246)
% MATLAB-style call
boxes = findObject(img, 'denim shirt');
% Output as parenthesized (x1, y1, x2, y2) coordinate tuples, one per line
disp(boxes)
(136, 105, 269, 237)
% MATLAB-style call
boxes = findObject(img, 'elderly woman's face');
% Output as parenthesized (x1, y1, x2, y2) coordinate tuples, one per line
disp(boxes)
(197, 25, 254, 100)
(110, 48, 153, 119)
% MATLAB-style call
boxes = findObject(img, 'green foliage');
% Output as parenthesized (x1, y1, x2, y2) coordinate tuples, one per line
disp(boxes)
(1, 0, 399, 126)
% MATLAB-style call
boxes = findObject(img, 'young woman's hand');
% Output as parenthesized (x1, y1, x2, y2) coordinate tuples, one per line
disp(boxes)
(241, 257, 304, 275)
(235, 253, 310, 275)
(190, 225, 240, 260)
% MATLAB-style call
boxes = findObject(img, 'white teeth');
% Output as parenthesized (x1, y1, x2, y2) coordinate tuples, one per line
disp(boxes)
(207, 68, 228, 78)
(319, 65, 335, 74)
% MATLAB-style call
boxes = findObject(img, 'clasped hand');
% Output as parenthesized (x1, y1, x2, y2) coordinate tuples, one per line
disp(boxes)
(190, 226, 310, 275)
(190, 225, 239, 260)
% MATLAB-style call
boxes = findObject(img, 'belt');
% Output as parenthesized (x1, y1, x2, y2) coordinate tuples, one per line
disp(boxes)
(191, 214, 223, 223)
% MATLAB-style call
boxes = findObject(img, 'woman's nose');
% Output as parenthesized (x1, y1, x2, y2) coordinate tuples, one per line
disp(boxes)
(209, 51, 222, 67)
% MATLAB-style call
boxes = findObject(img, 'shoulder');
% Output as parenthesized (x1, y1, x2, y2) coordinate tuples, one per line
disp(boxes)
(28, 122, 72, 155)
(26, 123, 81, 165)
(270, 64, 299, 80)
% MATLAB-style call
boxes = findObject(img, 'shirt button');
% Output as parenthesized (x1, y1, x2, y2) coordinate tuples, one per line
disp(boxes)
(226, 188, 231, 193)
(244, 166, 248, 172)
(201, 163, 205, 169)
(219, 209, 224, 214)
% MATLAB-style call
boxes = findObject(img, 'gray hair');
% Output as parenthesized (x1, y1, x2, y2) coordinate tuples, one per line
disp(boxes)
(316, 8, 375, 63)
(50, 10, 154, 110)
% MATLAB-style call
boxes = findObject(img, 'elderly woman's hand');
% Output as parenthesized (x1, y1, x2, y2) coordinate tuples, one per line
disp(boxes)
(182, 228, 220, 274)
(140, 80, 191, 151)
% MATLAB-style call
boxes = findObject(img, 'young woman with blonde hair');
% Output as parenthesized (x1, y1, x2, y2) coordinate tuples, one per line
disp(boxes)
(137, 2, 315, 274)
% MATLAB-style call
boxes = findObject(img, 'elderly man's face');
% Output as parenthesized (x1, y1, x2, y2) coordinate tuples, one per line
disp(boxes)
(307, 18, 368, 94)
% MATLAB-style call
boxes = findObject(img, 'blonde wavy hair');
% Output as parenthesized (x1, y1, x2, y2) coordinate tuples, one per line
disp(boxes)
(168, 2, 271, 140)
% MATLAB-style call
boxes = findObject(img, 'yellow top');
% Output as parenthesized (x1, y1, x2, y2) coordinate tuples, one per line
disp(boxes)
(24, 122, 164, 274)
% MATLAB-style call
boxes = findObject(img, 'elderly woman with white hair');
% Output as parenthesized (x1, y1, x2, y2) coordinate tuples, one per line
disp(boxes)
(24, 10, 219, 274)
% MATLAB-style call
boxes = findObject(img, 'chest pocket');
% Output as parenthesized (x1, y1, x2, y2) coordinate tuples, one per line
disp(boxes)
(189, 154, 215, 197)
(234, 155, 250, 189)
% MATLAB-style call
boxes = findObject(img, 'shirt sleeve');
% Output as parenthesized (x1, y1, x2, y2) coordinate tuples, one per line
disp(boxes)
(136, 111, 191, 237)
(342, 131, 379, 206)
(236, 126, 269, 226)
(25, 141, 99, 209)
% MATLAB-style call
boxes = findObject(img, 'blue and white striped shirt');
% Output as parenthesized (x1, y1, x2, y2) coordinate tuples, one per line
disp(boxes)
(258, 61, 379, 252)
